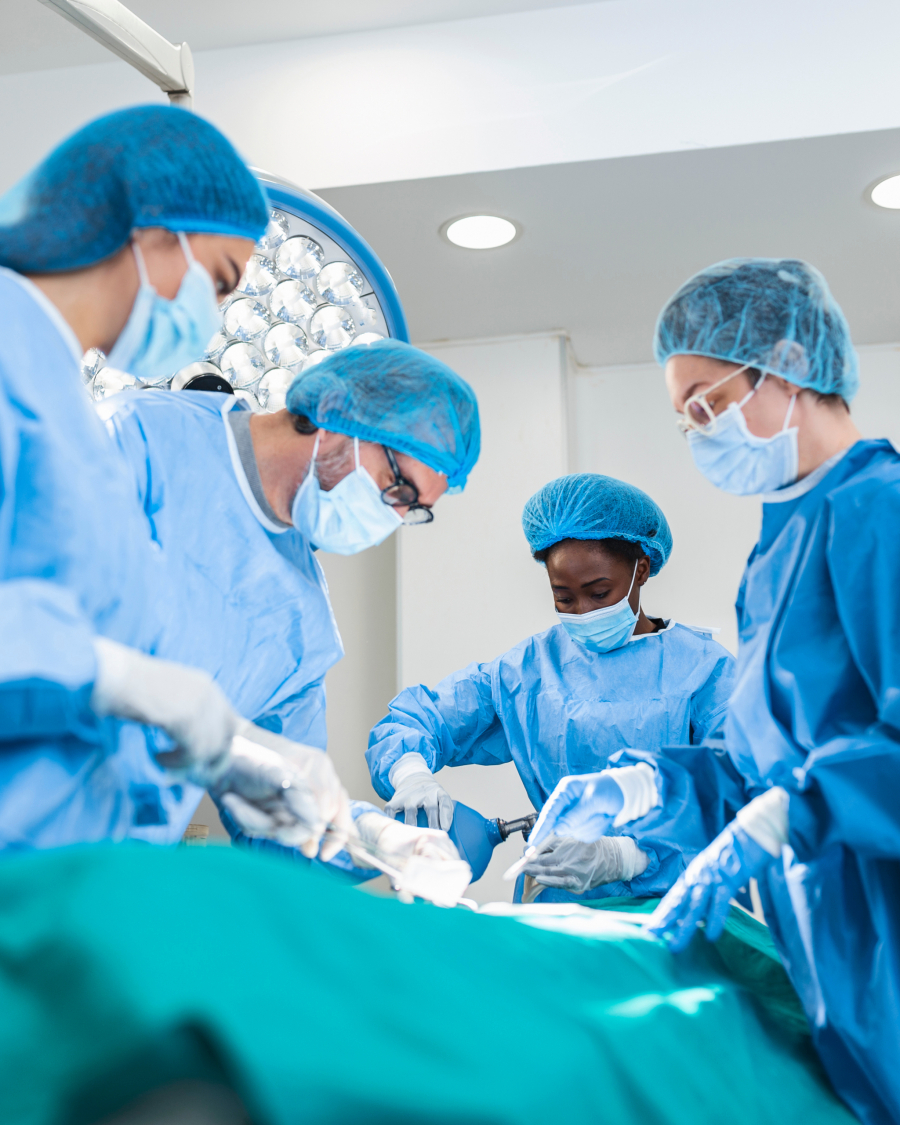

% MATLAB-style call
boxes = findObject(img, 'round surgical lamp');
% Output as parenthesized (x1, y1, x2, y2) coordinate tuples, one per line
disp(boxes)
(87, 171, 409, 412)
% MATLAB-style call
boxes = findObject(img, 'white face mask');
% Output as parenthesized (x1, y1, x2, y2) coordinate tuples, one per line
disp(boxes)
(291, 436, 403, 555)
(686, 375, 799, 495)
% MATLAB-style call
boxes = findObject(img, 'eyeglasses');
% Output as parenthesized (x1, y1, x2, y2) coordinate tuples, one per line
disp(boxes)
(380, 446, 434, 525)
(676, 363, 757, 435)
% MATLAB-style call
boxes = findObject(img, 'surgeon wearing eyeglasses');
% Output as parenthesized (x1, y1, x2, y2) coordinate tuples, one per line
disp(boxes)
(102, 339, 481, 875)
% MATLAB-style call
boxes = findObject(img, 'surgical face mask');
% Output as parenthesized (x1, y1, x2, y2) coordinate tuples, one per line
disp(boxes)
(557, 562, 640, 654)
(292, 436, 403, 555)
(686, 377, 799, 496)
(106, 232, 222, 385)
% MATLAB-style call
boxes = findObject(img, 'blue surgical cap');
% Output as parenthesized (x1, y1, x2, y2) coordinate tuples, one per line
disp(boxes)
(654, 258, 859, 402)
(286, 340, 481, 491)
(0, 105, 268, 273)
(522, 474, 672, 576)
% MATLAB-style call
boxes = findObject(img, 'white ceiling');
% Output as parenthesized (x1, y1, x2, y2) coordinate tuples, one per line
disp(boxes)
(0, 0, 601, 74)
(319, 127, 900, 367)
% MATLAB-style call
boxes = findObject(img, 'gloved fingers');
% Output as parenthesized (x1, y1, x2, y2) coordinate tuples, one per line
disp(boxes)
(415, 838, 461, 863)
(645, 877, 693, 946)
(423, 795, 442, 831)
(704, 885, 734, 943)
(666, 881, 713, 952)
(404, 803, 421, 826)
(219, 792, 278, 837)
(532, 871, 578, 890)
(437, 791, 455, 832)
(318, 825, 348, 863)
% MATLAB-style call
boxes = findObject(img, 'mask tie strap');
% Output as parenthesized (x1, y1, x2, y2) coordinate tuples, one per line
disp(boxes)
(737, 369, 766, 409)
(627, 560, 641, 617)
(353, 438, 360, 471)
(782, 394, 798, 431)
(305, 432, 322, 483)
(131, 240, 151, 287)
(176, 232, 196, 266)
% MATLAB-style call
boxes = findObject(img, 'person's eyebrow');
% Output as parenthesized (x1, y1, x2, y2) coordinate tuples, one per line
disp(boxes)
(580, 574, 613, 589)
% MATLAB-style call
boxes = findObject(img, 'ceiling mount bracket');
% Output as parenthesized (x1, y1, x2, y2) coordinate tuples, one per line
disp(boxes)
(36, 0, 194, 108)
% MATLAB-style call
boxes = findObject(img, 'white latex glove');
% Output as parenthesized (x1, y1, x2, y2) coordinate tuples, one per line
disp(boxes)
(352, 812, 472, 907)
(206, 722, 354, 862)
(91, 637, 238, 764)
(354, 811, 462, 868)
(518, 834, 650, 893)
(383, 752, 454, 830)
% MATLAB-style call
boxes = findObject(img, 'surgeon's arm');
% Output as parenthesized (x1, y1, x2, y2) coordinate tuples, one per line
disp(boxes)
(366, 661, 510, 801)
(789, 482, 900, 861)
(0, 579, 102, 743)
(688, 647, 736, 744)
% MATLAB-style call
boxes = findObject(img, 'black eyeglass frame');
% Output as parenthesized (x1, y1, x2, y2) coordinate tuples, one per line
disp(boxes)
(380, 446, 434, 525)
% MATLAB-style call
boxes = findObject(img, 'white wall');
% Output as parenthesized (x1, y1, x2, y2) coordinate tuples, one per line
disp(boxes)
(396, 333, 568, 901)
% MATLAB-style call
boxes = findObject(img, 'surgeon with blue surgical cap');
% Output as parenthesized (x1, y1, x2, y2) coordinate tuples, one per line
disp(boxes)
(534, 258, 896, 1124)
(366, 473, 734, 904)
(101, 338, 480, 877)
(0, 106, 358, 858)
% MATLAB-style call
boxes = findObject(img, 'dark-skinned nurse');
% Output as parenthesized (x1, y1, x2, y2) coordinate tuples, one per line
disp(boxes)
(366, 473, 735, 903)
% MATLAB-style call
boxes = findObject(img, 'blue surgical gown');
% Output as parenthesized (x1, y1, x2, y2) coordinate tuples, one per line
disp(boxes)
(0, 269, 173, 848)
(622, 440, 900, 1125)
(723, 439, 900, 1125)
(367, 621, 735, 900)
(102, 390, 346, 845)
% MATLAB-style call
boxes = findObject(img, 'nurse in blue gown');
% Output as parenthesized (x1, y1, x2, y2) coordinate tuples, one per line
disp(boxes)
(367, 473, 735, 903)
(0, 107, 358, 858)
(536, 258, 896, 1125)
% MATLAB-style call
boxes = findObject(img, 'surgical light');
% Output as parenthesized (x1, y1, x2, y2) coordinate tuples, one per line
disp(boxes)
(82, 171, 409, 412)
(443, 215, 518, 249)
(870, 174, 900, 209)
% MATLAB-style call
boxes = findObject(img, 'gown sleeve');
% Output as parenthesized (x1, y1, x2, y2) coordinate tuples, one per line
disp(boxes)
(0, 579, 101, 743)
(366, 661, 511, 800)
(788, 478, 900, 861)
(688, 642, 735, 744)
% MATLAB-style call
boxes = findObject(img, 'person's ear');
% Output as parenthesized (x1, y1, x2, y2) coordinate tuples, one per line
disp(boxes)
(636, 555, 651, 587)
(315, 429, 349, 455)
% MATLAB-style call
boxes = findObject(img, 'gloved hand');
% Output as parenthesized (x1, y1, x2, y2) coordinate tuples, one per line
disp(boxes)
(519, 833, 649, 893)
(203, 721, 354, 862)
(354, 812, 462, 868)
(91, 637, 238, 763)
(645, 787, 789, 951)
(383, 751, 454, 830)
(527, 762, 660, 852)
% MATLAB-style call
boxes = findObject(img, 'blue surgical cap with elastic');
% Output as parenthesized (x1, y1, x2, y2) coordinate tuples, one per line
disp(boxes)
(653, 258, 859, 402)
(286, 340, 481, 491)
(0, 105, 269, 273)
(522, 474, 672, 576)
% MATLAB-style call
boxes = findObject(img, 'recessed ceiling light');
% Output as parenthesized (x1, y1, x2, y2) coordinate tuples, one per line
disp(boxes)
(442, 215, 519, 249)
(870, 174, 900, 209)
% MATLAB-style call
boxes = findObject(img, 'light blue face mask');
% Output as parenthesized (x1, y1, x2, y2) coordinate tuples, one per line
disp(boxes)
(687, 377, 799, 496)
(557, 562, 640, 654)
(106, 232, 222, 385)
(292, 435, 403, 555)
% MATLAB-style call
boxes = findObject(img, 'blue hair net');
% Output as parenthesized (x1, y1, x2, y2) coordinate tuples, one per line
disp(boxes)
(522, 474, 672, 576)
(286, 340, 480, 491)
(0, 105, 268, 273)
(654, 258, 859, 401)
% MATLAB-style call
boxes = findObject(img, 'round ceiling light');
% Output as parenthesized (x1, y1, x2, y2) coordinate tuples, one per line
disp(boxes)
(870, 174, 900, 209)
(443, 214, 518, 249)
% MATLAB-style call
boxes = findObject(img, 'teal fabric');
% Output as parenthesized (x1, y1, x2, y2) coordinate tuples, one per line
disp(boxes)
(0, 846, 854, 1125)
